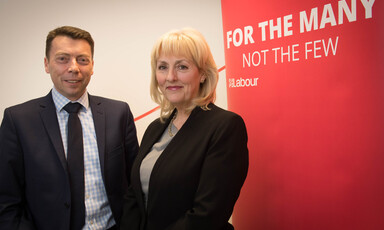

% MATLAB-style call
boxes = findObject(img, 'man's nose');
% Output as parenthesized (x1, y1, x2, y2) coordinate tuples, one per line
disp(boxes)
(68, 59, 80, 73)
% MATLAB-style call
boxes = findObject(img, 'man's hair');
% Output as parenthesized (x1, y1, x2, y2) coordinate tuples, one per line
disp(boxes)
(45, 26, 94, 59)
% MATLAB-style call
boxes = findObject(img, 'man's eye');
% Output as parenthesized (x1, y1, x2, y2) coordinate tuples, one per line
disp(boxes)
(77, 57, 90, 65)
(56, 56, 68, 63)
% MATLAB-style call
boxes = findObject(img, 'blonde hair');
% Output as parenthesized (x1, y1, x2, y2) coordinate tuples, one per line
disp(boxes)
(150, 28, 218, 121)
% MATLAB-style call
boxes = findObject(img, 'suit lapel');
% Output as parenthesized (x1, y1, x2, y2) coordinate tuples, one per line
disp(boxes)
(39, 93, 68, 172)
(89, 95, 106, 178)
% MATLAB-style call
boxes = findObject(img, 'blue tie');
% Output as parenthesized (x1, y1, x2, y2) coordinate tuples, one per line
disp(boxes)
(64, 102, 85, 230)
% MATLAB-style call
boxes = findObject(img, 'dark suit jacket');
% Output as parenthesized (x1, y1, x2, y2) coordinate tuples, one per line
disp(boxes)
(0, 92, 139, 230)
(121, 104, 248, 230)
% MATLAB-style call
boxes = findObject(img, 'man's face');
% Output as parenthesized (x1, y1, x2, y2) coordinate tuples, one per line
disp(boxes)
(44, 35, 94, 101)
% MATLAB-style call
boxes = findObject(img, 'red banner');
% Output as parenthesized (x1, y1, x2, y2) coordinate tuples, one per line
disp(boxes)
(221, 0, 384, 229)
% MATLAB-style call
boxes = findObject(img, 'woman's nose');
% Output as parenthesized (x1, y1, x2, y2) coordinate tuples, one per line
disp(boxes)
(166, 68, 177, 81)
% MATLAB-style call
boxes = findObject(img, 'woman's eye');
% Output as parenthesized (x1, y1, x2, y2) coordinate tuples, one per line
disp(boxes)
(177, 65, 188, 70)
(158, 65, 167, 70)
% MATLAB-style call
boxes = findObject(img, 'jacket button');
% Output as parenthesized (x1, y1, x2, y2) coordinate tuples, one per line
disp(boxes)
(64, 202, 70, 209)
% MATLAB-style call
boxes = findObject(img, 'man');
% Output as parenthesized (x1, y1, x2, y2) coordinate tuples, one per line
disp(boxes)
(0, 26, 139, 230)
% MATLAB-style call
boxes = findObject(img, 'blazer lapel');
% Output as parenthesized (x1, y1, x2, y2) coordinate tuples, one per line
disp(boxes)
(132, 113, 171, 206)
(149, 106, 201, 163)
(39, 92, 68, 172)
(139, 112, 175, 160)
(89, 95, 106, 178)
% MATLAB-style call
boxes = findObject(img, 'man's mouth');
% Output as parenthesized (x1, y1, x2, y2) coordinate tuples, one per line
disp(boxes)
(66, 80, 80, 83)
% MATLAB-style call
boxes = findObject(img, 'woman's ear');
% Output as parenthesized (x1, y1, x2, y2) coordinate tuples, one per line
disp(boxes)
(200, 74, 206, 83)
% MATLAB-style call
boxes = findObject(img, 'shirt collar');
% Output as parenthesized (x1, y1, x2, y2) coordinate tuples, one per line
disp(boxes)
(52, 87, 90, 112)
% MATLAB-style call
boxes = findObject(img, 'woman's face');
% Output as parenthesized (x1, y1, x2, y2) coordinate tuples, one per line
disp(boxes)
(156, 54, 204, 109)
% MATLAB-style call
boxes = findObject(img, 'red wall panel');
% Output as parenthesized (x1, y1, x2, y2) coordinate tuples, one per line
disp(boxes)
(221, 0, 384, 229)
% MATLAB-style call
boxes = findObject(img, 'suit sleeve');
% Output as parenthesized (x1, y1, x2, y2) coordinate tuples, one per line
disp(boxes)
(120, 185, 141, 230)
(123, 103, 139, 185)
(167, 114, 249, 230)
(0, 109, 36, 230)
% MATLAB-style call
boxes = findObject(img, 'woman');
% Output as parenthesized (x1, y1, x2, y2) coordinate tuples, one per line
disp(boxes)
(121, 28, 248, 230)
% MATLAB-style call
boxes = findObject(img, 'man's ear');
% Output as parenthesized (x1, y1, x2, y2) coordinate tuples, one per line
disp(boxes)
(44, 57, 50, 74)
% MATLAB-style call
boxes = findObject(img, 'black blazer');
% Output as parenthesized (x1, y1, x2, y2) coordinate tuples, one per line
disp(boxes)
(0, 92, 139, 230)
(121, 104, 248, 230)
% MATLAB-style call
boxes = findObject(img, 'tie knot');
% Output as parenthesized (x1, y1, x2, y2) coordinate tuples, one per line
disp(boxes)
(63, 102, 82, 114)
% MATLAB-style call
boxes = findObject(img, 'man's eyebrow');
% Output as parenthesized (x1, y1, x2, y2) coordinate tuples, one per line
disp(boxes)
(54, 52, 70, 56)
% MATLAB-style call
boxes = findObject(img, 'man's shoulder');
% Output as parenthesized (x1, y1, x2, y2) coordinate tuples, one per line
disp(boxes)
(89, 95, 128, 106)
(1, 95, 52, 123)
(88, 95, 132, 115)
(6, 95, 50, 112)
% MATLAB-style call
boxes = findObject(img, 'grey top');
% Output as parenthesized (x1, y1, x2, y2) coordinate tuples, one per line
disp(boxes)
(140, 122, 178, 207)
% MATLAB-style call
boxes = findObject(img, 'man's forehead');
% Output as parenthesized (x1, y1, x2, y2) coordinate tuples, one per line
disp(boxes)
(50, 36, 92, 53)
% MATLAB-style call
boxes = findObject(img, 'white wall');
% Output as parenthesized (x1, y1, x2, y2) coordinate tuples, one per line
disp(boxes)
(0, 0, 227, 142)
